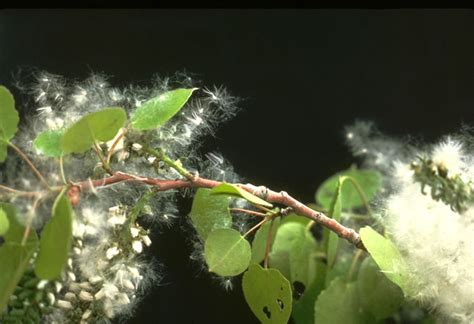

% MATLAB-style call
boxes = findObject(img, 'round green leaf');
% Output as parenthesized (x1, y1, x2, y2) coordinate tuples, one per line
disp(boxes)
(359, 226, 409, 291)
(0, 208, 9, 236)
(316, 169, 381, 210)
(211, 183, 273, 208)
(189, 188, 232, 241)
(204, 228, 251, 276)
(314, 277, 373, 324)
(35, 190, 74, 280)
(33, 129, 65, 157)
(357, 257, 404, 320)
(131, 88, 197, 130)
(62, 107, 127, 154)
(242, 264, 292, 324)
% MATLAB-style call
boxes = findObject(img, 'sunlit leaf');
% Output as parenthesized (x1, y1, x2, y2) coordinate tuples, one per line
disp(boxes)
(359, 226, 408, 291)
(316, 168, 381, 210)
(0, 86, 19, 162)
(62, 107, 127, 154)
(314, 277, 373, 324)
(35, 190, 74, 279)
(204, 228, 251, 276)
(242, 263, 292, 324)
(251, 217, 280, 264)
(357, 257, 404, 320)
(211, 183, 273, 208)
(131, 88, 197, 130)
(189, 188, 232, 241)
(33, 129, 65, 157)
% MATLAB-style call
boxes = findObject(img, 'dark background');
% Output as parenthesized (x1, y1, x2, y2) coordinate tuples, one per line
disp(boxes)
(0, 9, 473, 323)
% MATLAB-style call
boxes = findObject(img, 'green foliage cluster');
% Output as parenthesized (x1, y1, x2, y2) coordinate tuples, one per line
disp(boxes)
(0, 84, 431, 323)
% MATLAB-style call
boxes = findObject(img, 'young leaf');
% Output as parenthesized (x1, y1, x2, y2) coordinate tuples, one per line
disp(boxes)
(35, 190, 74, 280)
(316, 169, 381, 210)
(251, 217, 280, 264)
(211, 183, 273, 208)
(0, 242, 38, 312)
(357, 257, 404, 321)
(189, 188, 232, 241)
(314, 277, 373, 324)
(359, 226, 409, 291)
(204, 228, 251, 276)
(0, 86, 20, 162)
(0, 208, 9, 236)
(131, 88, 197, 130)
(62, 107, 127, 154)
(242, 263, 292, 324)
(33, 129, 65, 157)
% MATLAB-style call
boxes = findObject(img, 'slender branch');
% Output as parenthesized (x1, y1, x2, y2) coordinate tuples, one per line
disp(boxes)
(263, 218, 276, 269)
(8, 142, 50, 189)
(106, 128, 126, 164)
(229, 208, 267, 217)
(59, 155, 67, 184)
(141, 145, 194, 180)
(243, 218, 267, 238)
(21, 195, 43, 246)
(52, 171, 365, 250)
(93, 141, 113, 175)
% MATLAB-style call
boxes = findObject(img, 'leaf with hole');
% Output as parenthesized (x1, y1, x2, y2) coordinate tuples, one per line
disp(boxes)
(314, 277, 373, 324)
(357, 257, 404, 320)
(242, 263, 292, 324)
(251, 217, 280, 264)
(61, 107, 127, 154)
(359, 226, 408, 291)
(204, 228, 251, 276)
(35, 190, 74, 280)
(131, 88, 197, 130)
(0, 86, 19, 162)
(211, 183, 273, 208)
(33, 129, 65, 157)
(315, 168, 381, 210)
(189, 188, 232, 241)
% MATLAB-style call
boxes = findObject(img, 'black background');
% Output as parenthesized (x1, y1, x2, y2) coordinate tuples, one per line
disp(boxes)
(0, 9, 473, 323)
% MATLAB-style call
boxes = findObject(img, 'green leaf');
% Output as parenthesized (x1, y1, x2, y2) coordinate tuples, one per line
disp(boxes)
(242, 263, 292, 324)
(33, 129, 65, 157)
(269, 220, 317, 289)
(357, 257, 404, 320)
(189, 188, 232, 241)
(251, 217, 280, 264)
(204, 228, 251, 276)
(211, 183, 273, 208)
(292, 260, 327, 324)
(316, 168, 381, 210)
(359, 226, 409, 291)
(0, 204, 39, 311)
(61, 107, 127, 154)
(0, 86, 19, 162)
(314, 277, 373, 324)
(0, 242, 38, 312)
(35, 190, 74, 280)
(0, 208, 9, 236)
(131, 88, 197, 130)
